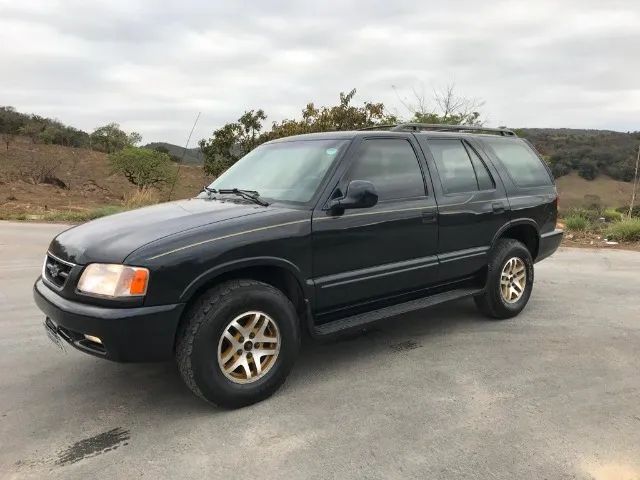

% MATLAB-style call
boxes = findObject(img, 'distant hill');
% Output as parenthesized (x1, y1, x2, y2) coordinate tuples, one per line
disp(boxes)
(517, 128, 639, 182)
(144, 142, 203, 165)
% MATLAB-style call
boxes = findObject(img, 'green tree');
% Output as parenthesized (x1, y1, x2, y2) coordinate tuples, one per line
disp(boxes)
(199, 109, 266, 176)
(109, 147, 174, 189)
(91, 123, 141, 153)
(200, 89, 395, 176)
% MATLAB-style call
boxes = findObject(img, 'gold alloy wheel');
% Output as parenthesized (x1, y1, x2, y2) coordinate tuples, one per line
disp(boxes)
(217, 311, 281, 384)
(500, 257, 527, 303)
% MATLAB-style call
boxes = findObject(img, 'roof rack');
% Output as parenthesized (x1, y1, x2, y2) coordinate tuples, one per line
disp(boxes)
(358, 124, 397, 131)
(390, 123, 517, 137)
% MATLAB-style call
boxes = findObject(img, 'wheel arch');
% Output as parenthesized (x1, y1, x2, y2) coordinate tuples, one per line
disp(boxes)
(176, 257, 310, 345)
(493, 219, 540, 260)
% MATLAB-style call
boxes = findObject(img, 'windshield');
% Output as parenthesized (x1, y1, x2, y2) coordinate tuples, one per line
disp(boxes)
(205, 139, 350, 203)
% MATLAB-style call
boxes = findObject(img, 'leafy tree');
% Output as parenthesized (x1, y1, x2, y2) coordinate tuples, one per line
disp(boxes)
(200, 90, 395, 176)
(199, 109, 266, 176)
(109, 147, 174, 189)
(91, 123, 141, 153)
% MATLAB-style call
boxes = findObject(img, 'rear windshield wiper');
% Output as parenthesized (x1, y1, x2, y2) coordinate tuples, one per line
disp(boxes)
(217, 188, 269, 206)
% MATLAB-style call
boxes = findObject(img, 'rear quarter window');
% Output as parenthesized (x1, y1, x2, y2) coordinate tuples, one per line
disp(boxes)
(483, 138, 552, 188)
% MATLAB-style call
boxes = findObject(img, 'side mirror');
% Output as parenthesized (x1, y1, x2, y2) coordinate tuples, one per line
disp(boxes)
(329, 180, 378, 211)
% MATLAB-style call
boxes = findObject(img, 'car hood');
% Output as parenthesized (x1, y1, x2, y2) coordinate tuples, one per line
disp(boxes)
(48, 198, 269, 264)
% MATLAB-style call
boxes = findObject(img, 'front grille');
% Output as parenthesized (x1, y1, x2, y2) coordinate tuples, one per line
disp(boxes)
(44, 254, 73, 288)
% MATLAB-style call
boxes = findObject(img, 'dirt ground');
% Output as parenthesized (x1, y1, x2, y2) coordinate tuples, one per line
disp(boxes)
(0, 135, 211, 216)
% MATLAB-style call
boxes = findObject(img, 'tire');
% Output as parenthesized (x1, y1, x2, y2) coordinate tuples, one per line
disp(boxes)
(176, 279, 300, 408)
(474, 238, 534, 319)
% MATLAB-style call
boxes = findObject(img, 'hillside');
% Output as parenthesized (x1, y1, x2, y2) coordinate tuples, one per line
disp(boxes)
(518, 128, 639, 181)
(0, 135, 212, 219)
(143, 142, 204, 165)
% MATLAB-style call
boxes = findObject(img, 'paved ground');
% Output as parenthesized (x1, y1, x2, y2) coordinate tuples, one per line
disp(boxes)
(1, 221, 639, 480)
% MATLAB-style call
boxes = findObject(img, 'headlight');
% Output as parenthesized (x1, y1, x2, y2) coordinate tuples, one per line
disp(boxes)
(77, 264, 149, 298)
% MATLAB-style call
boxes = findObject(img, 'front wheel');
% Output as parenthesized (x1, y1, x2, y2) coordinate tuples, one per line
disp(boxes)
(176, 279, 300, 408)
(474, 239, 534, 319)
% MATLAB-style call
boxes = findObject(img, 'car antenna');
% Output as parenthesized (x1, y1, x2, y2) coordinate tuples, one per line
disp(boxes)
(168, 111, 201, 201)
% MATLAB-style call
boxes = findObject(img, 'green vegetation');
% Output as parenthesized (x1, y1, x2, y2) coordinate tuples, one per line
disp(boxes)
(0, 205, 124, 223)
(109, 147, 175, 189)
(565, 215, 590, 231)
(605, 218, 640, 242)
(0, 106, 140, 153)
(199, 87, 477, 176)
(519, 128, 640, 182)
(90, 122, 141, 153)
(602, 208, 624, 223)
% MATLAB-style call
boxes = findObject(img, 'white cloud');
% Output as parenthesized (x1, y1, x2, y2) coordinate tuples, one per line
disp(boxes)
(0, 0, 638, 144)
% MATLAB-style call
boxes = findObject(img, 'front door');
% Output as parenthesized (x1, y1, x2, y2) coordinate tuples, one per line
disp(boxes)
(311, 135, 439, 316)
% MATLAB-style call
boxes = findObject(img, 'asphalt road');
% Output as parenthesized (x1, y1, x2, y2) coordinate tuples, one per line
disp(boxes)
(1, 221, 639, 480)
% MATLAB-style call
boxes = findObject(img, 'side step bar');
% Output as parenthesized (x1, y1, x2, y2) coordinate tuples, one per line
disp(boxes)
(312, 287, 483, 337)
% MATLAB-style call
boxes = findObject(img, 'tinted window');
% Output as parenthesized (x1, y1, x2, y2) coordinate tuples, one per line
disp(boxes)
(428, 139, 478, 194)
(484, 138, 552, 187)
(466, 144, 495, 190)
(208, 139, 349, 203)
(346, 139, 425, 201)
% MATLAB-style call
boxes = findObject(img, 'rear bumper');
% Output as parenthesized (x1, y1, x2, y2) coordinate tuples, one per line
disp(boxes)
(536, 228, 564, 263)
(33, 279, 185, 362)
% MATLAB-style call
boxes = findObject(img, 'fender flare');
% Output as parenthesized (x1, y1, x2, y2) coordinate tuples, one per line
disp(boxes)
(491, 218, 540, 252)
(179, 256, 309, 303)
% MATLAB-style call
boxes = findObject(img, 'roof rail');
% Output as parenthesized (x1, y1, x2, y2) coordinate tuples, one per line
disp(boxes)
(357, 124, 397, 131)
(389, 123, 517, 137)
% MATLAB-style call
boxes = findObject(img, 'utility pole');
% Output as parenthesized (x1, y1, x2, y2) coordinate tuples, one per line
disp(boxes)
(629, 144, 640, 218)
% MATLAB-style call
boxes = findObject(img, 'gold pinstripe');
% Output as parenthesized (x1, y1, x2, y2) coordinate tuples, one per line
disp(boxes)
(147, 219, 309, 260)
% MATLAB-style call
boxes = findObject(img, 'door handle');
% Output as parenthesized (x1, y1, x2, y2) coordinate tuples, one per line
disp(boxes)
(492, 202, 505, 214)
(421, 211, 437, 224)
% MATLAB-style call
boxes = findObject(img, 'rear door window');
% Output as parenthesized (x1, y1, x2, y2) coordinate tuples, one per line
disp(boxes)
(483, 138, 552, 188)
(427, 139, 494, 194)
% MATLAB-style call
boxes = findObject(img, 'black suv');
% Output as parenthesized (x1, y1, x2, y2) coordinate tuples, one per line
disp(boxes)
(34, 124, 563, 408)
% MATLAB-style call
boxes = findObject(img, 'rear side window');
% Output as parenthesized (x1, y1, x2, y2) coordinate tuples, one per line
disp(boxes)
(345, 139, 425, 201)
(484, 138, 552, 188)
(427, 139, 494, 194)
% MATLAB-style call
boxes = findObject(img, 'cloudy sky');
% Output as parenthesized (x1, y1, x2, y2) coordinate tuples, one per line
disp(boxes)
(1, 0, 638, 145)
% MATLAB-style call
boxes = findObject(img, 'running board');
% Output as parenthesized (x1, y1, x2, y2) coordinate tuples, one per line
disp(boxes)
(312, 287, 483, 337)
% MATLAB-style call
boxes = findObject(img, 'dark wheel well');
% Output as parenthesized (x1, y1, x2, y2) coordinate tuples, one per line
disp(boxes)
(499, 224, 539, 259)
(175, 266, 307, 349)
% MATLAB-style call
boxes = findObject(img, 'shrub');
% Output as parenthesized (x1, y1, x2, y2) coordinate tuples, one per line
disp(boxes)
(605, 218, 640, 242)
(565, 215, 590, 231)
(109, 147, 175, 189)
(602, 208, 624, 223)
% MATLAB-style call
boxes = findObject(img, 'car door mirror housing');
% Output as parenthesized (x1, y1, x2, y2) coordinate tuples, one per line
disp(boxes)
(329, 180, 378, 211)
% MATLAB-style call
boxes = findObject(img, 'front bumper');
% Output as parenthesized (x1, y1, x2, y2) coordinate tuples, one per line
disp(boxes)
(33, 279, 185, 362)
(536, 228, 564, 263)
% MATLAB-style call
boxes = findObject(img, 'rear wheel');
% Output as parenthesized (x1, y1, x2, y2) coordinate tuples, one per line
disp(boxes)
(474, 238, 534, 319)
(176, 279, 300, 408)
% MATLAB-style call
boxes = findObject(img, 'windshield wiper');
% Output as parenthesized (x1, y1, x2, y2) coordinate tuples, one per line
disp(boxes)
(218, 188, 269, 206)
(202, 186, 218, 197)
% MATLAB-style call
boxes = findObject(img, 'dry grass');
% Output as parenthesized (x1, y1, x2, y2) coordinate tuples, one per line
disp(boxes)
(555, 172, 634, 209)
(123, 188, 160, 209)
(0, 135, 211, 219)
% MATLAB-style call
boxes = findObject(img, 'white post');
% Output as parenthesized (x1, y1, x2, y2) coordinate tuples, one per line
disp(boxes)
(629, 144, 640, 218)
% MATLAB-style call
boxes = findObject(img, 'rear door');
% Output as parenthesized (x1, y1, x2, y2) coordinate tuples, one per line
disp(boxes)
(311, 134, 439, 315)
(417, 136, 509, 281)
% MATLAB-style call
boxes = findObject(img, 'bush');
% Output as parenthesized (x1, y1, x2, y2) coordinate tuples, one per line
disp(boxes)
(602, 208, 624, 223)
(565, 215, 590, 231)
(605, 218, 640, 242)
(109, 147, 175, 189)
